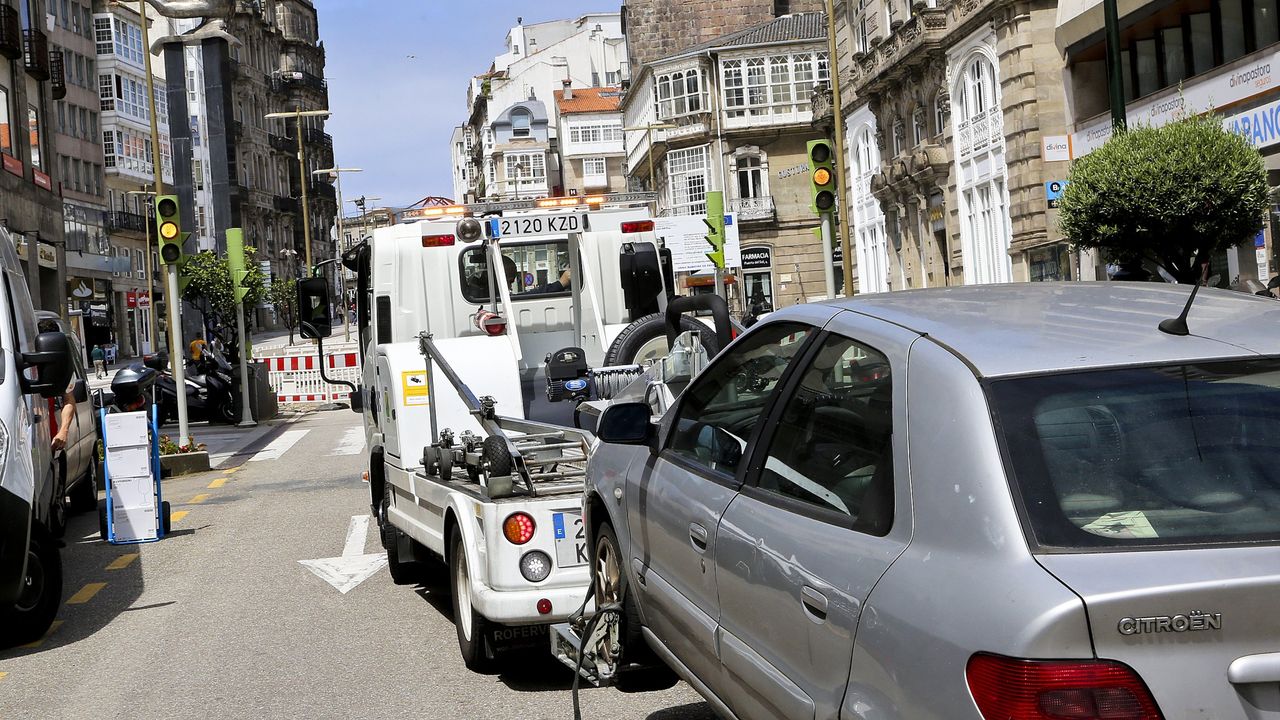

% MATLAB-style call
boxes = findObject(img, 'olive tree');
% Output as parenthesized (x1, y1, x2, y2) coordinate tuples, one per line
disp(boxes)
(1058, 113, 1269, 284)
(179, 247, 267, 354)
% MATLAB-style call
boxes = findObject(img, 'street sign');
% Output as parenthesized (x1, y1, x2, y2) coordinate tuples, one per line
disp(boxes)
(488, 211, 589, 240)
(655, 214, 742, 273)
(1046, 180, 1068, 208)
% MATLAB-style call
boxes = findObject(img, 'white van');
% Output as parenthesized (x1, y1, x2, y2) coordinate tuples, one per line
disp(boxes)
(0, 227, 77, 648)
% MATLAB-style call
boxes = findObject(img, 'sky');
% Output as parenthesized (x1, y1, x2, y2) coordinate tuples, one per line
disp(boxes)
(316, 0, 614, 214)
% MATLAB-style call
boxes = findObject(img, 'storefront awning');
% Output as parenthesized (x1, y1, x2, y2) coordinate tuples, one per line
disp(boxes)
(1056, 0, 1149, 53)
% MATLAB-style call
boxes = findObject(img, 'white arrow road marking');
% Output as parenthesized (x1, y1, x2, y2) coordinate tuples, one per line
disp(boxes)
(330, 427, 364, 456)
(249, 429, 309, 462)
(298, 515, 388, 594)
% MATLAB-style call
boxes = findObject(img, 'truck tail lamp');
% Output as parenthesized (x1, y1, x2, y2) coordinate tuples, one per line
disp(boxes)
(621, 220, 655, 234)
(473, 309, 507, 336)
(421, 234, 456, 247)
(967, 653, 1163, 720)
(503, 512, 536, 545)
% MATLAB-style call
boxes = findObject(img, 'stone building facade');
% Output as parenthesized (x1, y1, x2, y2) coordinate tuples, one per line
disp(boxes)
(622, 0, 826, 72)
(837, 0, 1072, 291)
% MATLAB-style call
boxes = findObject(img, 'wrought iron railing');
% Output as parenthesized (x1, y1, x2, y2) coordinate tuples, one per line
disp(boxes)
(23, 28, 49, 81)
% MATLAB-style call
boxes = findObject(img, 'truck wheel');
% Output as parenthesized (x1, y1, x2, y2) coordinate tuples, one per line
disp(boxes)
(0, 531, 63, 648)
(596, 522, 679, 693)
(452, 525, 497, 673)
(98, 499, 109, 541)
(70, 454, 99, 512)
(482, 436, 512, 478)
(604, 313, 723, 367)
(381, 481, 424, 586)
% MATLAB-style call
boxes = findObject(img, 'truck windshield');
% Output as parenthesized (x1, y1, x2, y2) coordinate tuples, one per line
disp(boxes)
(988, 359, 1280, 551)
(459, 241, 571, 304)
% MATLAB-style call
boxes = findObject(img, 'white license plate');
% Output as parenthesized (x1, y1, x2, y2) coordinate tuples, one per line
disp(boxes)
(495, 212, 587, 239)
(552, 511, 587, 568)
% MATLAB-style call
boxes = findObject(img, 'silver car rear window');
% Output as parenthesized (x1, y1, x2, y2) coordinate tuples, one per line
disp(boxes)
(989, 359, 1280, 550)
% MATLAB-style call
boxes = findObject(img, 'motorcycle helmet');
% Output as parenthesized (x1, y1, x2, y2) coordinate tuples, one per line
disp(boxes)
(110, 365, 158, 410)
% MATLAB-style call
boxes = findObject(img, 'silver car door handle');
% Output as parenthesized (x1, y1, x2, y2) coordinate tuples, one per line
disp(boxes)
(801, 586, 828, 621)
(689, 523, 709, 552)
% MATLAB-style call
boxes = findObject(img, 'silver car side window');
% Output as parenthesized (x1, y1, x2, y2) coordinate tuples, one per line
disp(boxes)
(667, 322, 813, 477)
(756, 335, 894, 535)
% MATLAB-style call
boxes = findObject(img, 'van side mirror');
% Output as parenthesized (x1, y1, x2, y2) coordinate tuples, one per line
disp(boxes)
(72, 378, 88, 404)
(297, 277, 332, 339)
(23, 331, 73, 399)
(597, 402, 654, 446)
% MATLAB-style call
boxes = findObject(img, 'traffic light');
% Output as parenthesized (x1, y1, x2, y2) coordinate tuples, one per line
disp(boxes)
(808, 139, 837, 215)
(155, 194, 184, 265)
(226, 228, 250, 302)
(703, 191, 726, 269)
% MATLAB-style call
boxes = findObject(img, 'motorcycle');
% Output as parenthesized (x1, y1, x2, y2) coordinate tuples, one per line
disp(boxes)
(143, 344, 240, 425)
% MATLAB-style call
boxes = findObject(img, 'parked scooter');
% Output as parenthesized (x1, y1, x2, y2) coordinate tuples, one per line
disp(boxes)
(143, 344, 239, 424)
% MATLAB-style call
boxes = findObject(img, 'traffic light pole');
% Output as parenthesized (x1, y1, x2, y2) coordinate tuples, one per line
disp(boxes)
(226, 229, 255, 428)
(821, 213, 837, 301)
(165, 263, 189, 443)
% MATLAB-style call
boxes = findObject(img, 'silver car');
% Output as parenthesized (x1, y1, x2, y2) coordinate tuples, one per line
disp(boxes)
(585, 283, 1280, 720)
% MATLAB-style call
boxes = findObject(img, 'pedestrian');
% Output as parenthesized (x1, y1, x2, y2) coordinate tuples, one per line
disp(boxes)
(90, 344, 106, 378)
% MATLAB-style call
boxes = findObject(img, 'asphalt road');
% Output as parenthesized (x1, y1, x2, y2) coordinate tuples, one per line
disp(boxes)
(0, 409, 715, 720)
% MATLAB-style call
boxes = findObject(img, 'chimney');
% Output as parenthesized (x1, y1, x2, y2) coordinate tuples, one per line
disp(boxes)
(562, 79, 573, 100)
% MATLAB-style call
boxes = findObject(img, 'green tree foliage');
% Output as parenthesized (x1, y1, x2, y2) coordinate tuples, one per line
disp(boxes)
(179, 247, 267, 332)
(267, 277, 298, 345)
(1058, 113, 1269, 283)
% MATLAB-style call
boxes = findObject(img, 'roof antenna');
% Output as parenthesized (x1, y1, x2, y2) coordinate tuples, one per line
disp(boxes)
(1158, 262, 1210, 336)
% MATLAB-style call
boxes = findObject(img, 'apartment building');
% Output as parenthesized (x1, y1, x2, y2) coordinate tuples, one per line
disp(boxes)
(555, 85, 627, 196)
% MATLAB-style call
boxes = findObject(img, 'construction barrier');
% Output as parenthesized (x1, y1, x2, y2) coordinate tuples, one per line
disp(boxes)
(259, 350, 360, 404)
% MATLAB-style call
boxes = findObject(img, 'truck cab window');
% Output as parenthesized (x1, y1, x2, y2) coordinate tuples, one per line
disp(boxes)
(459, 241, 571, 304)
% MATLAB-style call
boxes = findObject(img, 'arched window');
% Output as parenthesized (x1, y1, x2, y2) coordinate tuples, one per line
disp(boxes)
(511, 108, 531, 137)
(855, 126, 876, 178)
(957, 55, 995, 123)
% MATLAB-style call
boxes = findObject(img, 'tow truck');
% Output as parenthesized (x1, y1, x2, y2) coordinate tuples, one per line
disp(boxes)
(298, 192, 729, 671)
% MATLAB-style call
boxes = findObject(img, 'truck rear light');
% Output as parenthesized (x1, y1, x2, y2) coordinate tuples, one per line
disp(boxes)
(421, 234, 455, 247)
(473, 309, 507, 336)
(967, 653, 1163, 720)
(503, 512, 536, 545)
(520, 551, 552, 582)
(537, 598, 552, 614)
(621, 220, 655, 233)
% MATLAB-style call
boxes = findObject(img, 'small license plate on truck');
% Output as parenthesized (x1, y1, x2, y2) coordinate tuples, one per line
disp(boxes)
(553, 511, 588, 567)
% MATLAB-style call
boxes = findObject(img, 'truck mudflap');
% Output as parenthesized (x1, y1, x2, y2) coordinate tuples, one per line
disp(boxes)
(0, 485, 32, 606)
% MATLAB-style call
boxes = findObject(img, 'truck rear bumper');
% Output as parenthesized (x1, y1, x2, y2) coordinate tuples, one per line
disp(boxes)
(471, 578, 592, 625)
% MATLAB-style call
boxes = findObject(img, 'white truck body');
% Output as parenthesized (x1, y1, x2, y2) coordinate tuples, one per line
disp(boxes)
(356, 201, 656, 636)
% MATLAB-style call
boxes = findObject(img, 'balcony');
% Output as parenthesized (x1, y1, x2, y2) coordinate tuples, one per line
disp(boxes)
(276, 70, 326, 94)
(274, 195, 298, 213)
(279, 20, 314, 46)
(269, 133, 294, 152)
(23, 29, 49, 81)
(49, 51, 65, 100)
(230, 120, 244, 138)
(0, 5, 19, 61)
(848, 9, 947, 96)
(307, 182, 336, 202)
(729, 196, 776, 223)
(302, 127, 331, 147)
(229, 56, 243, 77)
(105, 210, 150, 239)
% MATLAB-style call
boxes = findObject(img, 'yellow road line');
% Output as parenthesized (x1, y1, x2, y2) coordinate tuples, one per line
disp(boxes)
(19, 620, 61, 649)
(170, 510, 189, 523)
(0, 671, 8, 680)
(207, 478, 226, 489)
(189, 494, 210, 504)
(222, 466, 242, 475)
(66, 583, 106, 605)
(105, 553, 139, 571)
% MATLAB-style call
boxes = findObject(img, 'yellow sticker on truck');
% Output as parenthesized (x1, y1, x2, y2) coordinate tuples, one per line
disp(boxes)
(402, 370, 429, 406)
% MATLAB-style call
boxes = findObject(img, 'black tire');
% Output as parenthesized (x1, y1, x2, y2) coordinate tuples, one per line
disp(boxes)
(482, 436, 512, 478)
(604, 313, 723, 366)
(70, 452, 99, 513)
(98, 499, 109, 541)
(595, 522, 679, 693)
(451, 525, 496, 673)
(161, 501, 172, 534)
(0, 530, 63, 649)
(217, 400, 238, 424)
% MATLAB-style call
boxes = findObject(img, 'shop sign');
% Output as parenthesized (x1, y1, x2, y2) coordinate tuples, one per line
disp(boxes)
(36, 243, 57, 269)
(32, 169, 52, 191)
(94, 279, 110, 300)
(1046, 180, 1068, 209)
(1041, 135, 1072, 162)
(1222, 95, 1280, 151)
(126, 290, 137, 308)
(741, 246, 772, 270)
(137, 291, 151, 309)
(1074, 48, 1280, 155)
(89, 303, 110, 328)
(68, 277, 94, 300)
(2, 154, 22, 177)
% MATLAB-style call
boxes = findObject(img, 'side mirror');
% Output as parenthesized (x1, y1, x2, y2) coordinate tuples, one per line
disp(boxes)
(348, 388, 363, 413)
(23, 331, 73, 399)
(72, 378, 88, 404)
(143, 352, 168, 371)
(297, 277, 332, 339)
(597, 401, 654, 445)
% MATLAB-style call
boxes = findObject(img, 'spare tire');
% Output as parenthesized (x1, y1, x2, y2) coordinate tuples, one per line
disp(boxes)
(605, 313, 723, 366)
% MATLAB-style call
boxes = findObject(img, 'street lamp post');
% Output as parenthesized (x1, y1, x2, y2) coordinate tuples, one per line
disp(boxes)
(265, 109, 331, 273)
(313, 166, 361, 341)
(126, 187, 159, 354)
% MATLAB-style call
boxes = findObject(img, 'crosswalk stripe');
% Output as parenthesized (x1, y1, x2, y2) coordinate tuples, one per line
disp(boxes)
(330, 427, 364, 456)
(248, 429, 309, 462)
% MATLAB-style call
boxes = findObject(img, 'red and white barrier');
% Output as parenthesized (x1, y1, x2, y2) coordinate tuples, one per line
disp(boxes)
(258, 349, 361, 404)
